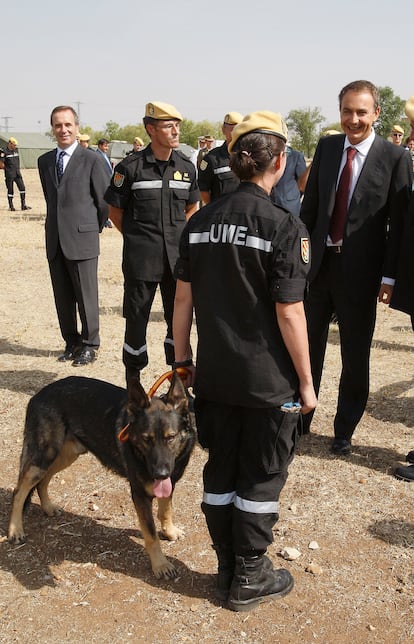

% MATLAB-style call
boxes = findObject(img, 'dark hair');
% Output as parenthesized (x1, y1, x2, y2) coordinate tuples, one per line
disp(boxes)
(230, 132, 285, 181)
(98, 138, 109, 145)
(338, 80, 380, 110)
(50, 105, 79, 126)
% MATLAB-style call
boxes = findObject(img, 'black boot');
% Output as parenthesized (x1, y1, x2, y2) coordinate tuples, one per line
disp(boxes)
(228, 554, 294, 612)
(20, 195, 31, 210)
(8, 197, 15, 211)
(212, 544, 235, 601)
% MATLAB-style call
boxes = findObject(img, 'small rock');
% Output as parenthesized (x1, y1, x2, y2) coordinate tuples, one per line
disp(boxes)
(305, 562, 323, 575)
(308, 541, 319, 550)
(367, 624, 376, 631)
(288, 503, 298, 514)
(280, 547, 301, 560)
(358, 478, 368, 484)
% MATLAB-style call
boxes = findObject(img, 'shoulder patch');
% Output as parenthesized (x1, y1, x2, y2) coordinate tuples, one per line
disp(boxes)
(113, 172, 125, 188)
(301, 238, 309, 264)
(200, 159, 208, 171)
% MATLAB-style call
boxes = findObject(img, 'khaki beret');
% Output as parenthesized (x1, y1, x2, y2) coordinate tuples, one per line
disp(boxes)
(321, 129, 342, 137)
(205, 135, 215, 141)
(391, 124, 404, 135)
(133, 136, 144, 145)
(78, 133, 90, 142)
(405, 96, 414, 121)
(9, 137, 18, 145)
(228, 110, 288, 153)
(223, 112, 243, 125)
(145, 101, 182, 121)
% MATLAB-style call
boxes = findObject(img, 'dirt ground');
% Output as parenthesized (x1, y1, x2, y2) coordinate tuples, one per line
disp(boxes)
(0, 170, 413, 643)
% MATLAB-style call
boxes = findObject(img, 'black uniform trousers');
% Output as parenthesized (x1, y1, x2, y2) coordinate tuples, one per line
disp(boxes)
(49, 242, 100, 348)
(195, 398, 298, 555)
(5, 173, 25, 197)
(123, 263, 176, 373)
(302, 248, 377, 440)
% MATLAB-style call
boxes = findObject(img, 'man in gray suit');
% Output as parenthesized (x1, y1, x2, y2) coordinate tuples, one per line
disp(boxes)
(300, 80, 413, 455)
(38, 105, 109, 366)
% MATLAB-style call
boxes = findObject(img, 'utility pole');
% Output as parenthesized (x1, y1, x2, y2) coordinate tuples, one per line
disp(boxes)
(2, 116, 12, 133)
(74, 101, 83, 126)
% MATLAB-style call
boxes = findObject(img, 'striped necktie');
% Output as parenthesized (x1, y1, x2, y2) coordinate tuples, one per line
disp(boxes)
(56, 150, 66, 183)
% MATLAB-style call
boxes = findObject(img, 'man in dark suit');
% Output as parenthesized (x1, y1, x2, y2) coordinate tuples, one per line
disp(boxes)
(38, 105, 109, 366)
(300, 80, 413, 455)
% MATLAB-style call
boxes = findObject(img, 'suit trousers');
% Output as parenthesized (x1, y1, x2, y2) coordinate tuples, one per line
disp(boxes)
(196, 398, 297, 555)
(302, 248, 377, 440)
(48, 242, 100, 348)
(122, 264, 176, 374)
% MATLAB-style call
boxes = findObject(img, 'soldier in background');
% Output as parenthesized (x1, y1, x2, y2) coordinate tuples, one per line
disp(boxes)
(0, 137, 31, 211)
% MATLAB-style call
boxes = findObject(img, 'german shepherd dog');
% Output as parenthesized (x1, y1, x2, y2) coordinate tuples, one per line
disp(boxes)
(8, 372, 196, 579)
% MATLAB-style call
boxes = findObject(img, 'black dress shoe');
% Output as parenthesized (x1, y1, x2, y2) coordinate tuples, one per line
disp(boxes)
(58, 344, 81, 362)
(22, 205, 32, 210)
(72, 346, 97, 366)
(394, 464, 414, 481)
(406, 450, 414, 463)
(331, 438, 352, 456)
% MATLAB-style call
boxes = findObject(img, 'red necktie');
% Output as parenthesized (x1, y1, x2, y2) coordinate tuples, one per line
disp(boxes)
(329, 147, 357, 244)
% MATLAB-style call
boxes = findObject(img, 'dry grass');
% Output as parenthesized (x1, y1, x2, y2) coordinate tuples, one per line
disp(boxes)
(0, 170, 413, 643)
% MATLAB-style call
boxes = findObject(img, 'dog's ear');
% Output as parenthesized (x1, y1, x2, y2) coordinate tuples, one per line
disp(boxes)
(165, 370, 188, 411)
(127, 376, 151, 410)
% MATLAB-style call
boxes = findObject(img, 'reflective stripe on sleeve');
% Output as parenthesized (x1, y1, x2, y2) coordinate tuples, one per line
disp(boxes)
(213, 166, 231, 175)
(203, 491, 236, 506)
(245, 236, 272, 252)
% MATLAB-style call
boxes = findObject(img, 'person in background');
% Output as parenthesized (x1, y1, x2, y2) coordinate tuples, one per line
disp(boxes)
(390, 124, 405, 146)
(104, 101, 199, 386)
(38, 105, 109, 366)
(198, 112, 243, 205)
(300, 80, 413, 456)
(173, 110, 316, 611)
(0, 137, 31, 211)
(78, 133, 91, 149)
(96, 138, 113, 228)
(270, 143, 306, 216)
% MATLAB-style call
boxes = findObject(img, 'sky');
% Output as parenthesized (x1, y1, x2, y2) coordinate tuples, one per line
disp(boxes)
(3, 0, 413, 135)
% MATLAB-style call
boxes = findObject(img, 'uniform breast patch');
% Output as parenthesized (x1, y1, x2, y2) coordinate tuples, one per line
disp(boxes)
(199, 159, 208, 171)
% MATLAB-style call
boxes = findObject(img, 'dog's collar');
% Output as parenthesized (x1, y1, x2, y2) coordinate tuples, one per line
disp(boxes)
(117, 368, 192, 443)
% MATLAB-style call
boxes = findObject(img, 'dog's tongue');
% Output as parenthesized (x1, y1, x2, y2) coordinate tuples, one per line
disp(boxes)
(153, 477, 172, 498)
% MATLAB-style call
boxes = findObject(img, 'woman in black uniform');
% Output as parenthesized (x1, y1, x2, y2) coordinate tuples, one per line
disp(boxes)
(173, 111, 317, 611)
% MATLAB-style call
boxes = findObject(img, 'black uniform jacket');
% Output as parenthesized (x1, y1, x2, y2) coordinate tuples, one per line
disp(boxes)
(198, 142, 240, 200)
(175, 182, 310, 408)
(300, 133, 413, 303)
(390, 192, 414, 315)
(105, 146, 199, 282)
(38, 145, 109, 262)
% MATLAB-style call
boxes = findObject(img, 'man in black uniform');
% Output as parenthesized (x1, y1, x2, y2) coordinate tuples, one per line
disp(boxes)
(173, 111, 316, 611)
(104, 101, 199, 384)
(198, 112, 243, 205)
(0, 138, 31, 211)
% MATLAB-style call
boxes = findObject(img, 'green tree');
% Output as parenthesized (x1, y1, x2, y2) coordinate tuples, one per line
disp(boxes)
(286, 107, 326, 158)
(180, 119, 222, 148)
(376, 86, 407, 139)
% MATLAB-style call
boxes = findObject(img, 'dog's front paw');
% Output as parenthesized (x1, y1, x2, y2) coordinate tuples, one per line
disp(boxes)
(161, 524, 184, 541)
(152, 556, 177, 579)
(7, 528, 26, 545)
(41, 501, 62, 517)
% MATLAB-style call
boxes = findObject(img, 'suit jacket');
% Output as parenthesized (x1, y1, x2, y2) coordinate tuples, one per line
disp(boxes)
(390, 191, 414, 315)
(38, 145, 109, 261)
(271, 147, 306, 216)
(300, 133, 413, 301)
(96, 148, 113, 177)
